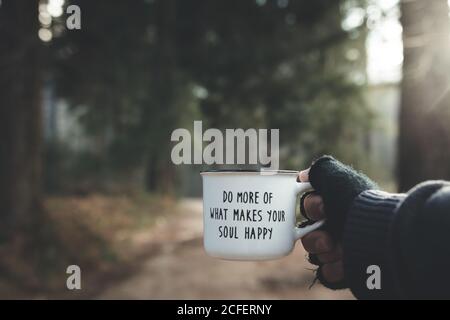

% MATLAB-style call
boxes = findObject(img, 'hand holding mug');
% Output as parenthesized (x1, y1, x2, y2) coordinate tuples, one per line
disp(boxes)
(299, 168, 344, 284)
(299, 156, 378, 288)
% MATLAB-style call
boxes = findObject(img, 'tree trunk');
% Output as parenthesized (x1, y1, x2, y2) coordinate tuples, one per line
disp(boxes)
(0, 1, 43, 235)
(398, 0, 450, 191)
(145, 0, 177, 194)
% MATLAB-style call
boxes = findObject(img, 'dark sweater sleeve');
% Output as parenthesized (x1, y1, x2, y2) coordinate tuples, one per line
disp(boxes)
(344, 181, 450, 299)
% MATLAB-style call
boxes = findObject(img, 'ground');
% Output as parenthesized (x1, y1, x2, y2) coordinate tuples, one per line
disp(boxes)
(98, 199, 354, 299)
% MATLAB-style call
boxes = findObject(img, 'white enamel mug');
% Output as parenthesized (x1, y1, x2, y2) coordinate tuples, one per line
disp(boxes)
(200, 170, 325, 260)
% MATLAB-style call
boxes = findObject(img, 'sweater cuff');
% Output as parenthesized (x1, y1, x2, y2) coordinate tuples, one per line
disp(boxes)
(343, 190, 406, 299)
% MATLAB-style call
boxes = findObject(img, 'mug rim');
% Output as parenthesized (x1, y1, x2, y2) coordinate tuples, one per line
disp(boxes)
(200, 169, 299, 176)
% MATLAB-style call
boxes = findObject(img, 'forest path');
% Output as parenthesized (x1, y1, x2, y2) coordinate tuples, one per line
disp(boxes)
(98, 198, 353, 299)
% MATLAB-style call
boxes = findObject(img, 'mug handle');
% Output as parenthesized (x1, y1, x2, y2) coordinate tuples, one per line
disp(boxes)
(293, 182, 325, 240)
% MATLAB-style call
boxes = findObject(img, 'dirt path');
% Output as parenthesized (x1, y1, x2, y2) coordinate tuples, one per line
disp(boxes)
(99, 199, 354, 299)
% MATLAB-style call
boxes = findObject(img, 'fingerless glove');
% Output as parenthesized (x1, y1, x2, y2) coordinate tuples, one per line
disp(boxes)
(308, 155, 378, 241)
(304, 155, 378, 290)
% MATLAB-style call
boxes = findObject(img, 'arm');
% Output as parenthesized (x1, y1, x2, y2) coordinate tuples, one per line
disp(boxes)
(300, 156, 450, 299)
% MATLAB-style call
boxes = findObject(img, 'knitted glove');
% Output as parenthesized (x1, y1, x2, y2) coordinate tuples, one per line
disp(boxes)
(307, 155, 378, 241)
(303, 155, 378, 289)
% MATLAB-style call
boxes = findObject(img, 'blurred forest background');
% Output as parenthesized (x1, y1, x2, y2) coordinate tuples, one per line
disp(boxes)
(0, 0, 450, 299)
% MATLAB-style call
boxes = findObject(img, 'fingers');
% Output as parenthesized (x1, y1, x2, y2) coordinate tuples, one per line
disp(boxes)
(302, 231, 342, 262)
(316, 246, 342, 263)
(302, 231, 344, 283)
(303, 194, 325, 220)
(298, 168, 325, 220)
(298, 168, 310, 182)
(301, 230, 333, 254)
(299, 167, 344, 284)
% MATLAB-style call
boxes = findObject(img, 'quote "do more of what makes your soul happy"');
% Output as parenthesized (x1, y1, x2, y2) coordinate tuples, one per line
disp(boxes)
(209, 191, 287, 241)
